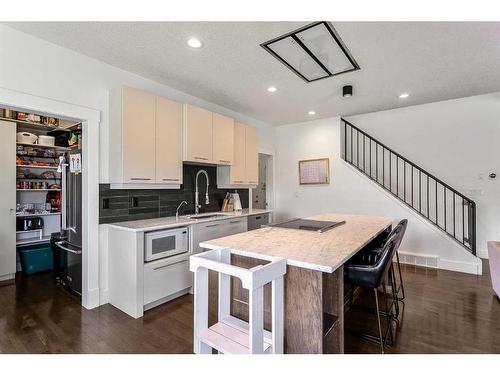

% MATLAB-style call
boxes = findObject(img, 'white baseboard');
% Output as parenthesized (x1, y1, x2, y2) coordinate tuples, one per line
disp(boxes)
(0, 273, 15, 282)
(399, 250, 482, 275)
(476, 248, 488, 259)
(84, 287, 101, 310)
(100, 288, 109, 305)
(439, 258, 482, 275)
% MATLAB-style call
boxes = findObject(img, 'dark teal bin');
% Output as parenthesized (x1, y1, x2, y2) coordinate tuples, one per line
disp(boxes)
(18, 243, 54, 275)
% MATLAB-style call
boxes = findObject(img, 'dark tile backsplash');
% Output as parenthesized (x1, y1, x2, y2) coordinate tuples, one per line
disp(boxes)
(99, 164, 249, 224)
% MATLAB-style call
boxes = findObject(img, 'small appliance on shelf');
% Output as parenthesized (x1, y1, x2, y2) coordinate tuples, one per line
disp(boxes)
(16, 203, 54, 216)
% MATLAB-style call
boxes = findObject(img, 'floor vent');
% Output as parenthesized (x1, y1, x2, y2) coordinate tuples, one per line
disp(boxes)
(398, 252, 439, 269)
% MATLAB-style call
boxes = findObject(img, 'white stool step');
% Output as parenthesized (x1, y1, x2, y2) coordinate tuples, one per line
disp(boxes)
(190, 248, 286, 354)
(199, 320, 272, 354)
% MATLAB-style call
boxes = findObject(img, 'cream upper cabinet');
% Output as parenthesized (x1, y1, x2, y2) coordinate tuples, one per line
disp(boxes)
(155, 96, 183, 184)
(212, 113, 234, 165)
(183, 104, 213, 163)
(217, 122, 258, 187)
(229, 122, 247, 184)
(109, 86, 182, 188)
(122, 87, 156, 183)
(245, 125, 258, 184)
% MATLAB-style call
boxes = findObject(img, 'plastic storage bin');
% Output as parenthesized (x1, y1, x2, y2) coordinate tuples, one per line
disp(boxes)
(18, 243, 54, 275)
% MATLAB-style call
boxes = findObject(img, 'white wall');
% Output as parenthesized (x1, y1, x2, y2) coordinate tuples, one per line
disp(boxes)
(0, 25, 273, 184)
(274, 117, 482, 274)
(347, 92, 500, 258)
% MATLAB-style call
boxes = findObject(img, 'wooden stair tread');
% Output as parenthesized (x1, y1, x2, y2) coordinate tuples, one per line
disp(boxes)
(199, 320, 272, 354)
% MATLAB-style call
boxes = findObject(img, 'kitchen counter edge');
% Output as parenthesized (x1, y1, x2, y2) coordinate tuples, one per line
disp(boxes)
(102, 208, 272, 232)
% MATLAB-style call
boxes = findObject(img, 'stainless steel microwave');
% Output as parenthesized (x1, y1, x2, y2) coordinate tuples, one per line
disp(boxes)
(144, 227, 189, 262)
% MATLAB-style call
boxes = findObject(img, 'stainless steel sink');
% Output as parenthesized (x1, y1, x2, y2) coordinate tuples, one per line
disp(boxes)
(185, 213, 228, 220)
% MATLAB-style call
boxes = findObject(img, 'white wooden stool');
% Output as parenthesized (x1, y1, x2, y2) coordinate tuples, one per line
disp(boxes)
(190, 248, 286, 354)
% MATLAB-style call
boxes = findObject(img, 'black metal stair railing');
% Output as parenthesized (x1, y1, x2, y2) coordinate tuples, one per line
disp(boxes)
(341, 118, 476, 256)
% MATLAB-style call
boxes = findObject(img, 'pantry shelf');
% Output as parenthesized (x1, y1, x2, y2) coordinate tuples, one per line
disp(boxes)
(16, 236, 51, 246)
(0, 116, 73, 132)
(16, 212, 61, 217)
(17, 189, 61, 192)
(16, 164, 60, 170)
(17, 142, 71, 151)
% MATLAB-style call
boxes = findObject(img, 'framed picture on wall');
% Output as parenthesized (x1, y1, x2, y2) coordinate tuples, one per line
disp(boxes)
(298, 158, 330, 185)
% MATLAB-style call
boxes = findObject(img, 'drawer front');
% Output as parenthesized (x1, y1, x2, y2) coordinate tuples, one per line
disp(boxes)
(144, 258, 191, 305)
(192, 218, 247, 253)
(247, 213, 270, 231)
(192, 221, 226, 254)
(223, 218, 247, 235)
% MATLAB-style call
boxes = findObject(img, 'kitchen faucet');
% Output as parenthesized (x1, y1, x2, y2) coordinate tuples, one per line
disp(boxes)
(195, 169, 210, 215)
(176, 200, 188, 219)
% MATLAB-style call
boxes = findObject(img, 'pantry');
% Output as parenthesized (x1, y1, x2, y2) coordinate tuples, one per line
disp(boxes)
(0, 106, 84, 297)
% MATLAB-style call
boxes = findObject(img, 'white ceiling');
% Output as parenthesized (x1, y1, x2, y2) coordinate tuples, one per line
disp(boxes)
(6, 22, 500, 125)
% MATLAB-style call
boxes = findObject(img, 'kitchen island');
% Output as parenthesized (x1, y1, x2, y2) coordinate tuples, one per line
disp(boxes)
(200, 213, 393, 354)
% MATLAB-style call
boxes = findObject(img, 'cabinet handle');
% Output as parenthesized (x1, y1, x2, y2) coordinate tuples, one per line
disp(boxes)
(233, 180, 244, 183)
(194, 156, 208, 161)
(255, 216, 261, 220)
(162, 178, 179, 182)
(130, 178, 151, 181)
(248, 181, 258, 184)
(219, 159, 231, 164)
(153, 259, 186, 270)
(205, 223, 219, 228)
(229, 220, 242, 224)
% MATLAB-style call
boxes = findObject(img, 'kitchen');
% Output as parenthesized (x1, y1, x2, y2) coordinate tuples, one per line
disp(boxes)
(101, 86, 272, 318)
(1, 16, 499, 363)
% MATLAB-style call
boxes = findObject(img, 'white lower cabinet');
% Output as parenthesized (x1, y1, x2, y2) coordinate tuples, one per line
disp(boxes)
(144, 256, 191, 307)
(192, 217, 247, 254)
(108, 215, 254, 318)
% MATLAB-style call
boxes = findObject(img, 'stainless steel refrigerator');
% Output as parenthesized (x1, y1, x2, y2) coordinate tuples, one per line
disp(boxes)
(52, 149, 82, 295)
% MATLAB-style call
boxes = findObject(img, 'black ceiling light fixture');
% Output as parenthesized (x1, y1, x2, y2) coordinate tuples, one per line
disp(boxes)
(261, 21, 360, 83)
(342, 85, 353, 98)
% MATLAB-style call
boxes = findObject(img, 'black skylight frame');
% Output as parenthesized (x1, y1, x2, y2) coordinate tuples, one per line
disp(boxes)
(260, 21, 360, 83)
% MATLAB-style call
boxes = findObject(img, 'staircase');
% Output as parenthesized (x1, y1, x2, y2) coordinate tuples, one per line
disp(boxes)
(341, 118, 476, 256)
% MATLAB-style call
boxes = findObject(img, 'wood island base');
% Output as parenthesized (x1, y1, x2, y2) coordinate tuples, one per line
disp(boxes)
(209, 255, 344, 354)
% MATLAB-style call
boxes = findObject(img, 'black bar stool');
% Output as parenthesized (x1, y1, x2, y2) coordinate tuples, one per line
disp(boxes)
(359, 219, 408, 302)
(345, 234, 400, 353)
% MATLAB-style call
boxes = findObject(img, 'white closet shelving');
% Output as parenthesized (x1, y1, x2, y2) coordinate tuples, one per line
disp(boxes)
(14, 118, 67, 246)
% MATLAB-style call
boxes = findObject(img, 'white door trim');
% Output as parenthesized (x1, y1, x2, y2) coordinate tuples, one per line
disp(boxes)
(0, 86, 101, 309)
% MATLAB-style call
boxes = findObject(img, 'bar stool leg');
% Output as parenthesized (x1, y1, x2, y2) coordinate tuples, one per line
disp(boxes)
(373, 288, 385, 354)
(389, 265, 400, 320)
(382, 282, 394, 347)
(395, 251, 405, 300)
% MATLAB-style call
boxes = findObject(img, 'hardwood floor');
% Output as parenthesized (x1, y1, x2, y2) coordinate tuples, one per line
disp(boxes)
(0, 261, 499, 354)
(345, 261, 500, 354)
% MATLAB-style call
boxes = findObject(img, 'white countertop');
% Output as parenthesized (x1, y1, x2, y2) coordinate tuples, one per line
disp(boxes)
(104, 208, 272, 232)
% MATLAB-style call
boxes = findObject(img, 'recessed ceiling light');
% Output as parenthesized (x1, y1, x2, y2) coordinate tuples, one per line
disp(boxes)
(187, 37, 203, 49)
(399, 93, 410, 99)
(267, 86, 277, 93)
(308, 111, 316, 116)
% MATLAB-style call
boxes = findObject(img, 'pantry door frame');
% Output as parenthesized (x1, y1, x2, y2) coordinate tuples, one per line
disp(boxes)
(0, 87, 101, 310)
